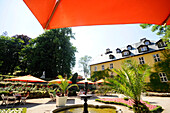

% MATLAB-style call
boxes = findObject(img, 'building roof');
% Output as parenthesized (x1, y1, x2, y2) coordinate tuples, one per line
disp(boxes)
(90, 38, 165, 65)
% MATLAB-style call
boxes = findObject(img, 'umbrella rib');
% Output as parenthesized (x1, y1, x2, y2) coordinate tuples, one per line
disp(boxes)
(45, 0, 61, 29)
(162, 13, 170, 26)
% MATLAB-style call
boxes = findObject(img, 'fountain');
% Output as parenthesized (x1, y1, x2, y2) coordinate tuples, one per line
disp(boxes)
(52, 78, 118, 113)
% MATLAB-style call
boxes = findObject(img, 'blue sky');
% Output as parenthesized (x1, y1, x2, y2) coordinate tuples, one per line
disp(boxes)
(0, 0, 161, 77)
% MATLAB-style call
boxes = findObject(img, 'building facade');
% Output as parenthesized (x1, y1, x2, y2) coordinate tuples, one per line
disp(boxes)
(90, 38, 169, 84)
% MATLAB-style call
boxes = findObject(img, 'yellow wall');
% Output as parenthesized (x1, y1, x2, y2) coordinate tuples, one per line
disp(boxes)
(90, 50, 165, 82)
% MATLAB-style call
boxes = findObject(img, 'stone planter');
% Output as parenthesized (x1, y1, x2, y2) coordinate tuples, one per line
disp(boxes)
(56, 96, 68, 106)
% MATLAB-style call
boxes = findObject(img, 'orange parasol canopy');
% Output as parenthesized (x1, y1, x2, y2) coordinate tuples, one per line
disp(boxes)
(23, 0, 170, 30)
(48, 78, 72, 84)
(77, 80, 94, 85)
(4, 75, 47, 83)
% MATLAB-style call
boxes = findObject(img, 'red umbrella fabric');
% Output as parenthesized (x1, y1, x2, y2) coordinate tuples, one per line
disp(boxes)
(23, 0, 170, 29)
(4, 75, 47, 83)
(77, 80, 94, 85)
(48, 78, 72, 84)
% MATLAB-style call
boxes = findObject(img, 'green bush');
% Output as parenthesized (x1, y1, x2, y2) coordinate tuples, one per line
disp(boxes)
(146, 72, 170, 93)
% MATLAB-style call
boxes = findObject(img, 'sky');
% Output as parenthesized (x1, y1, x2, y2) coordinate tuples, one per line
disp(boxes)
(0, 0, 161, 77)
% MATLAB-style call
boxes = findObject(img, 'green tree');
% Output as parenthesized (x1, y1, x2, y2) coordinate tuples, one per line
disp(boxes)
(140, 24, 170, 49)
(71, 72, 78, 84)
(27, 28, 76, 78)
(0, 35, 24, 75)
(106, 60, 151, 113)
(79, 55, 92, 78)
(154, 50, 170, 74)
(91, 68, 111, 81)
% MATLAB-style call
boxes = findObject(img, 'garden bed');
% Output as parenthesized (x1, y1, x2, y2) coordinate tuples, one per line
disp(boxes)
(96, 98, 162, 112)
(0, 107, 27, 113)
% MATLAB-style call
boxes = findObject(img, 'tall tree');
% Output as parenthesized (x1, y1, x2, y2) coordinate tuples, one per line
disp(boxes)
(27, 28, 76, 78)
(140, 24, 170, 49)
(0, 35, 24, 75)
(79, 55, 92, 78)
(105, 60, 151, 113)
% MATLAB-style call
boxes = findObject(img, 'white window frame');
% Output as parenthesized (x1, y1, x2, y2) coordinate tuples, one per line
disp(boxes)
(110, 63, 113, 69)
(102, 65, 105, 70)
(139, 57, 145, 64)
(153, 54, 161, 62)
(94, 66, 97, 71)
(159, 72, 168, 82)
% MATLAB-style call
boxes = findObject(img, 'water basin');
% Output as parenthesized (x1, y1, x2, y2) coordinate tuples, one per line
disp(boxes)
(52, 104, 117, 113)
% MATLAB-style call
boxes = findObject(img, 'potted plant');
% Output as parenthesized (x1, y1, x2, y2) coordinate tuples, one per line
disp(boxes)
(55, 75, 79, 106)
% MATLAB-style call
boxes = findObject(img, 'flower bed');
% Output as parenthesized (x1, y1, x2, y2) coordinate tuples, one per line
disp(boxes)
(96, 98, 162, 112)
(0, 107, 27, 113)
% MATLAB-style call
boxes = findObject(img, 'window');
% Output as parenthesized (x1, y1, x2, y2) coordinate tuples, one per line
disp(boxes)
(110, 63, 113, 69)
(94, 66, 97, 71)
(109, 55, 115, 59)
(153, 54, 161, 62)
(139, 57, 145, 64)
(138, 45, 149, 53)
(102, 65, 105, 70)
(122, 50, 130, 56)
(127, 45, 132, 50)
(140, 46, 148, 52)
(156, 39, 167, 48)
(157, 42, 166, 48)
(159, 72, 168, 82)
(116, 48, 121, 53)
(145, 41, 149, 45)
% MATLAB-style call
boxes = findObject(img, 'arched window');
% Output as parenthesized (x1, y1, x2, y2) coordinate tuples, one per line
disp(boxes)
(116, 48, 121, 53)
(127, 45, 132, 50)
(144, 40, 151, 45)
(109, 54, 115, 59)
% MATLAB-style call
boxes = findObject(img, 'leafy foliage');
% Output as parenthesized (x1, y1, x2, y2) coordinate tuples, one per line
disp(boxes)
(0, 35, 24, 75)
(79, 55, 92, 78)
(105, 60, 151, 113)
(56, 75, 79, 96)
(91, 68, 111, 81)
(147, 50, 170, 92)
(25, 28, 77, 78)
(140, 24, 170, 49)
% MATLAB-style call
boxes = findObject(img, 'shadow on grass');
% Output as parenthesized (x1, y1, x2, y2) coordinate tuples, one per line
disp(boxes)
(0, 102, 42, 109)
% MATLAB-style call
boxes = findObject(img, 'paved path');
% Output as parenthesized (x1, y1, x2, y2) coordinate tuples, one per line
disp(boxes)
(1, 96, 170, 113)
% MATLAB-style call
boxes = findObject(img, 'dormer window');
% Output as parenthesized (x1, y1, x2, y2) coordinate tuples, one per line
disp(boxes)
(127, 45, 132, 50)
(156, 39, 167, 48)
(144, 40, 151, 45)
(109, 54, 115, 59)
(122, 50, 131, 57)
(116, 48, 121, 53)
(137, 45, 149, 53)
(105, 48, 112, 54)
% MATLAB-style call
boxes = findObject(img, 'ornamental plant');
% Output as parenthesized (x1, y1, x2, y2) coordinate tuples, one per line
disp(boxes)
(56, 75, 79, 96)
(105, 60, 151, 113)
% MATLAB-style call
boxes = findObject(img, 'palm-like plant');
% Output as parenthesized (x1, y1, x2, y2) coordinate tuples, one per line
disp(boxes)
(57, 75, 79, 96)
(105, 60, 151, 113)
